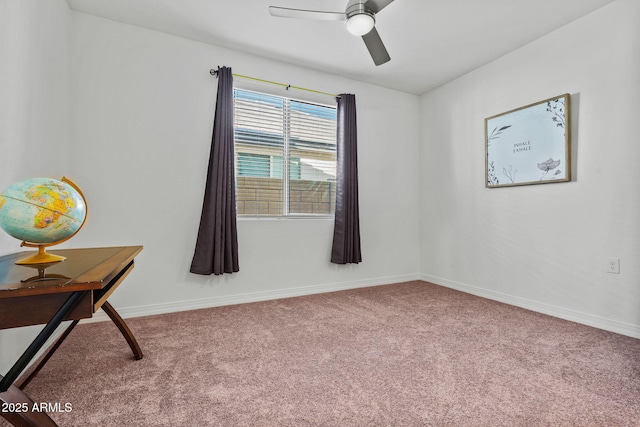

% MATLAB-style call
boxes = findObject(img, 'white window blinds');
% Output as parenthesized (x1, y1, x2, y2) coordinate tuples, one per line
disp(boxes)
(233, 88, 337, 216)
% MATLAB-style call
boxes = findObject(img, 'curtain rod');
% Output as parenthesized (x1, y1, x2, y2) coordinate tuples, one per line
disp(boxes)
(210, 69, 340, 99)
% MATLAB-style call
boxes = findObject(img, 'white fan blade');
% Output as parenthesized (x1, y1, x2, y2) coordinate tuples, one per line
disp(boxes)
(269, 6, 346, 21)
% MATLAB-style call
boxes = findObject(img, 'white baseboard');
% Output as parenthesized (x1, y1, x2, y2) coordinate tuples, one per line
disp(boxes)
(421, 274, 640, 339)
(88, 273, 422, 323)
(77, 272, 640, 339)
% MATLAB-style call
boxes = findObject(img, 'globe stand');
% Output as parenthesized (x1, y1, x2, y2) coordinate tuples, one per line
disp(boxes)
(15, 243, 66, 266)
(19, 264, 70, 282)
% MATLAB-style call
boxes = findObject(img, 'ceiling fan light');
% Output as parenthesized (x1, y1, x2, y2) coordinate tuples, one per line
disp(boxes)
(346, 13, 375, 36)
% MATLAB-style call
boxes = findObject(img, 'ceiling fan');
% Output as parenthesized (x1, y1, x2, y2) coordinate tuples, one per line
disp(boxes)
(268, 0, 394, 66)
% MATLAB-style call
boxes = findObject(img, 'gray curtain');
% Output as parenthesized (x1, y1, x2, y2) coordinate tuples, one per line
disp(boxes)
(191, 66, 239, 275)
(331, 94, 362, 264)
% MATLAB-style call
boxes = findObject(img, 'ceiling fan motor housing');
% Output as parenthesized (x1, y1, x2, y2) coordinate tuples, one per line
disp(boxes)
(345, 2, 375, 36)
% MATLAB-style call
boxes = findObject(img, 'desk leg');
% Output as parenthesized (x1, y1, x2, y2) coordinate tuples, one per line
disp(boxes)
(0, 376, 58, 427)
(18, 319, 80, 390)
(101, 301, 143, 360)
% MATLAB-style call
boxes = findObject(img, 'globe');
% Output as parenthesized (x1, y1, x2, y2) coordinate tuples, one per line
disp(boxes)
(0, 177, 87, 265)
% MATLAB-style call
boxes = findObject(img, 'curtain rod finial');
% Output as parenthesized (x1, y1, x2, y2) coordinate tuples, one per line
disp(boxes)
(211, 66, 225, 76)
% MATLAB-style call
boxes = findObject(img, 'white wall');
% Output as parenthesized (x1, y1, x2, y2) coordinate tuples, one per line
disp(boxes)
(0, 0, 71, 372)
(67, 12, 422, 316)
(420, 0, 640, 336)
(0, 0, 71, 255)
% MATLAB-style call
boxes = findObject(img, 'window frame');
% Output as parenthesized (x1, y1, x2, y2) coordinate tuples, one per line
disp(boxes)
(232, 84, 338, 219)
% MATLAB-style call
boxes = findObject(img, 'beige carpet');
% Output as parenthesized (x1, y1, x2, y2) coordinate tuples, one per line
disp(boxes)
(10, 281, 640, 426)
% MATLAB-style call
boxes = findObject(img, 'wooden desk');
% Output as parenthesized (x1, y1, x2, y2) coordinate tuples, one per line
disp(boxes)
(0, 246, 143, 427)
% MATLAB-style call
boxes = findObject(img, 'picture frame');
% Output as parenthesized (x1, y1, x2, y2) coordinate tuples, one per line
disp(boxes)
(485, 94, 570, 188)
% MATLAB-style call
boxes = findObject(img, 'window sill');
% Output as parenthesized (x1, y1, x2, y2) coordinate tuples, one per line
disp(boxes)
(237, 215, 334, 221)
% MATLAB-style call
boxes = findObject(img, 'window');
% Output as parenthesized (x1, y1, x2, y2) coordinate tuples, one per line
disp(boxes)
(233, 88, 337, 216)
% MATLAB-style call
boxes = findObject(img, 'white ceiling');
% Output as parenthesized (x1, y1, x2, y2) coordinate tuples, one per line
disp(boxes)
(66, 0, 616, 95)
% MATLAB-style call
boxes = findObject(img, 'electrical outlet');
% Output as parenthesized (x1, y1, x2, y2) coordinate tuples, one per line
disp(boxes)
(607, 257, 620, 274)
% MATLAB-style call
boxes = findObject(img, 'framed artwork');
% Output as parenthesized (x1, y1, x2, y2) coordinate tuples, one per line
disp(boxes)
(485, 94, 570, 188)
